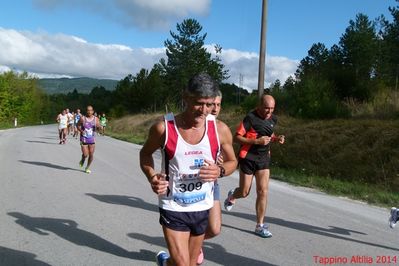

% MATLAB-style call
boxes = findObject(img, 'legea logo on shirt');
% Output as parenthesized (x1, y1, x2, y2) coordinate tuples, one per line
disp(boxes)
(185, 151, 203, 155)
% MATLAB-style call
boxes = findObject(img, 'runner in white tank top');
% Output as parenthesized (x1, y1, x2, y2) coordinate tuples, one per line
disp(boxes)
(160, 113, 220, 212)
(56, 109, 68, 144)
(140, 73, 237, 266)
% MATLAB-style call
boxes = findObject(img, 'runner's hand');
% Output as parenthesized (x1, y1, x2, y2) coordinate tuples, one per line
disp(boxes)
(150, 173, 168, 195)
(255, 136, 271, 145)
(199, 159, 219, 182)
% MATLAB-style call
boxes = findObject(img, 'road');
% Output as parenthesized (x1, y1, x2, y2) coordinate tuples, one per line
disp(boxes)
(0, 125, 397, 266)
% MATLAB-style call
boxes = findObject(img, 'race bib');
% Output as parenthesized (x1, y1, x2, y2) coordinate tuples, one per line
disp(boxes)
(172, 174, 205, 205)
(83, 128, 93, 137)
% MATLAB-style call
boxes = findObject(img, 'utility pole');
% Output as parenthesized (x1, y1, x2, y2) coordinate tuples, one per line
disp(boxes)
(257, 0, 268, 98)
(395, 64, 398, 91)
(238, 73, 243, 104)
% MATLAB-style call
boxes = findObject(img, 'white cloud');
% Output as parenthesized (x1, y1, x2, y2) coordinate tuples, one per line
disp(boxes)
(0, 28, 298, 92)
(206, 45, 299, 91)
(0, 27, 163, 79)
(0, 65, 11, 72)
(32, 0, 210, 30)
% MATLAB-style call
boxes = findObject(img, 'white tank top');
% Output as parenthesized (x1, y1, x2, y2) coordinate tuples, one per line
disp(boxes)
(160, 113, 220, 212)
(58, 114, 68, 129)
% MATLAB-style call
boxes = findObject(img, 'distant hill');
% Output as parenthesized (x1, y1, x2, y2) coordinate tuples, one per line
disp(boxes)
(38, 77, 119, 94)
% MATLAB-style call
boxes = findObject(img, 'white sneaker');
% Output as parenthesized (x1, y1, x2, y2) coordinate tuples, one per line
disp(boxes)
(389, 207, 398, 229)
(255, 224, 272, 238)
(224, 189, 235, 211)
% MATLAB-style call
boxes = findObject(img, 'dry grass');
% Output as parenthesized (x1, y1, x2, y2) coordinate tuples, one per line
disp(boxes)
(272, 117, 399, 192)
(107, 113, 163, 144)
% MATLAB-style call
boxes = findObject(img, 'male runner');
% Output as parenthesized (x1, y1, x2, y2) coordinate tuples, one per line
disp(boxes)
(56, 109, 68, 144)
(140, 73, 237, 266)
(73, 109, 81, 139)
(77, 105, 102, 174)
(197, 91, 223, 264)
(224, 94, 285, 238)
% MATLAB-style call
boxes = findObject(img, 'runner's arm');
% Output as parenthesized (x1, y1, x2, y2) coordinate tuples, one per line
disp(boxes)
(217, 120, 238, 176)
(234, 119, 271, 146)
(77, 117, 84, 134)
(139, 121, 168, 194)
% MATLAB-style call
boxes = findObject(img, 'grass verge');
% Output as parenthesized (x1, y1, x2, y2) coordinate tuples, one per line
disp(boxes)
(0, 122, 13, 130)
(272, 167, 399, 207)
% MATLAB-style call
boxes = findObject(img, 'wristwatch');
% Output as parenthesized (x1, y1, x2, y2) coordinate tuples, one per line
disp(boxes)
(219, 165, 226, 178)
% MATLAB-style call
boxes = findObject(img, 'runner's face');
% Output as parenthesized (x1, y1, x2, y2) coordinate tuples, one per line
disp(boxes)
(257, 99, 275, 119)
(86, 107, 94, 117)
(211, 96, 222, 116)
(186, 97, 215, 120)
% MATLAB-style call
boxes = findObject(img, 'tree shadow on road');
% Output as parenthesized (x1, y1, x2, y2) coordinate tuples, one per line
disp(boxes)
(86, 193, 158, 212)
(0, 246, 51, 266)
(128, 232, 277, 266)
(36, 137, 58, 140)
(19, 160, 81, 172)
(7, 212, 155, 261)
(25, 140, 57, 145)
(222, 211, 399, 251)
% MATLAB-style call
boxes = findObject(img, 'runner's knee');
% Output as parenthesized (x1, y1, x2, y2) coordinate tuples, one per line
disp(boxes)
(256, 188, 268, 198)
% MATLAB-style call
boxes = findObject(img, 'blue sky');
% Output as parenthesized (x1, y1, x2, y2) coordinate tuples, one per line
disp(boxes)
(0, 0, 396, 90)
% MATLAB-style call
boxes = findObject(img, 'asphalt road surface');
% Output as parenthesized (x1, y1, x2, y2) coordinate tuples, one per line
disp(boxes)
(0, 125, 397, 266)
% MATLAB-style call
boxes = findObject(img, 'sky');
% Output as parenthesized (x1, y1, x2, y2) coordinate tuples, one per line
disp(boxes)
(0, 0, 397, 91)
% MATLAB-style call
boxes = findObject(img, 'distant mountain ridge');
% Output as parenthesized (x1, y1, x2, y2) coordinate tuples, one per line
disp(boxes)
(38, 77, 119, 94)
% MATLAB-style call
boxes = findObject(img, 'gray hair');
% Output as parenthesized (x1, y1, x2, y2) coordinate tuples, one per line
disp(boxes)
(185, 73, 219, 98)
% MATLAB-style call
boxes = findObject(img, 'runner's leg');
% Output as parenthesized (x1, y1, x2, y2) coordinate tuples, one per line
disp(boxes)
(58, 129, 63, 143)
(162, 226, 191, 266)
(205, 201, 221, 239)
(86, 144, 95, 169)
(254, 169, 270, 225)
(80, 144, 89, 166)
(232, 170, 254, 199)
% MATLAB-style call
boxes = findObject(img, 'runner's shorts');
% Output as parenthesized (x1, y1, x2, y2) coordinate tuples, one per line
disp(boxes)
(159, 208, 209, 235)
(239, 156, 270, 175)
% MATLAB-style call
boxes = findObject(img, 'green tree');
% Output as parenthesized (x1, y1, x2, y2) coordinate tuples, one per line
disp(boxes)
(89, 86, 112, 113)
(339, 13, 378, 100)
(296, 43, 329, 81)
(160, 18, 228, 104)
(377, 1, 399, 88)
(0, 71, 45, 125)
(219, 82, 249, 107)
